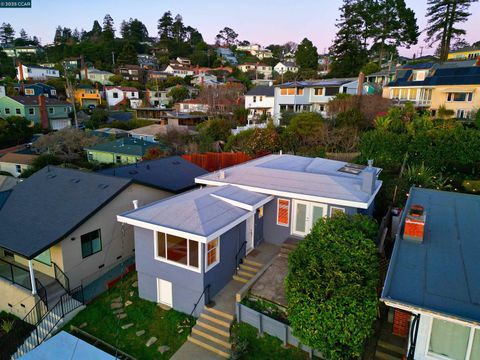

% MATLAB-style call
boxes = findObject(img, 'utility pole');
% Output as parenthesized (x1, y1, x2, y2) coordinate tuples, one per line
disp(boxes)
(112, 51, 115, 65)
(63, 62, 78, 128)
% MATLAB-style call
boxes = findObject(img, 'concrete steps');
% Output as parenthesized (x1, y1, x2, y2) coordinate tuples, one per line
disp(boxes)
(232, 259, 263, 284)
(188, 307, 233, 359)
(374, 332, 406, 360)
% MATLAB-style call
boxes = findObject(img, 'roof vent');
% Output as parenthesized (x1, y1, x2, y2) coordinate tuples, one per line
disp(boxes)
(97, 184, 109, 189)
(403, 205, 426, 243)
(46, 174, 57, 179)
(172, 160, 180, 165)
(70, 178, 81, 183)
(128, 170, 138, 175)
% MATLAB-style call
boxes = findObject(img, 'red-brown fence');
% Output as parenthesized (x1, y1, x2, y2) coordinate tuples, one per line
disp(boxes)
(182, 152, 253, 172)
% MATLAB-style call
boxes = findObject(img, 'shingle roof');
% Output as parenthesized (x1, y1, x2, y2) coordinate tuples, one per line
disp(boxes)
(9, 96, 71, 106)
(97, 156, 207, 193)
(0, 152, 38, 165)
(85, 138, 159, 157)
(246, 86, 275, 97)
(382, 187, 480, 324)
(0, 166, 132, 258)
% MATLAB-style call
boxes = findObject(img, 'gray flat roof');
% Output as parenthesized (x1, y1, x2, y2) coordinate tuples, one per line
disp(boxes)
(382, 187, 480, 324)
(196, 155, 382, 208)
(119, 185, 270, 238)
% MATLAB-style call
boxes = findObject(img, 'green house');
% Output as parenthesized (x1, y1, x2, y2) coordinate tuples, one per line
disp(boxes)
(0, 95, 72, 130)
(85, 137, 161, 164)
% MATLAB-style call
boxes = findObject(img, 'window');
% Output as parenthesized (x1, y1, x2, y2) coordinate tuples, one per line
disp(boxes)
(113, 92, 119, 98)
(24, 89, 35, 95)
(277, 198, 290, 226)
(429, 318, 471, 360)
(314, 88, 324, 96)
(330, 206, 345, 217)
(409, 88, 417, 100)
(81, 229, 102, 258)
(51, 90, 56, 96)
(206, 238, 219, 269)
(156, 232, 199, 269)
(48, 107, 54, 114)
(260, 96, 263, 101)
(400, 89, 408, 100)
(447, 92, 471, 102)
(15, 164, 21, 174)
(115, 155, 122, 164)
(280, 88, 288, 95)
(34, 249, 51, 266)
(253, 96, 257, 103)
(64, 107, 67, 113)
(15, 108, 21, 115)
(392, 88, 400, 99)
(5, 108, 10, 114)
(28, 108, 35, 115)
(296, 88, 304, 95)
(287, 88, 295, 95)
(258, 206, 264, 218)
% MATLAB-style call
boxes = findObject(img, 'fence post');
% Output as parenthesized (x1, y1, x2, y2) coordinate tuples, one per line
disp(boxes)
(258, 313, 263, 335)
(236, 303, 241, 323)
(283, 324, 288, 347)
(60, 296, 65, 317)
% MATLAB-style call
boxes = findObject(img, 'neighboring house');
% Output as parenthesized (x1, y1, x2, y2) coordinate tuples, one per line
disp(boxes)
(90, 127, 129, 139)
(244, 85, 275, 123)
(0, 152, 38, 177)
(23, 83, 57, 98)
(216, 47, 238, 65)
(146, 89, 171, 107)
(63, 57, 81, 71)
(274, 61, 298, 75)
(366, 68, 397, 87)
(146, 70, 171, 82)
(74, 85, 102, 108)
(0, 85, 5, 98)
(85, 137, 159, 164)
(176, 99, 209, 113)
(98, 156, 207, 194)
(176, 57, 191, 66)
(448, 46, 480, 60)
(80, 67, 114, 85)
(128, 124, 195, 143)
(0, 166, 169, 318)
(118, 65, 145, 83)
(164, 65, 195, 78)
(191, 73, 220, 86)
(381, 187, 480, 360)
(383, 62, 480, 119)
(16, 63, 60, 81)
(117, 154, 382, 316)
(137, 54, 159, 70)
(236, 44, 273, 59)
(105, 86, 140, 108)
(238, 63, 273, 79)
(0, 96, 72, 130)
(135, 108, 208, 126)
(0, 175, 20, 192)
(3, 45, 41, 58)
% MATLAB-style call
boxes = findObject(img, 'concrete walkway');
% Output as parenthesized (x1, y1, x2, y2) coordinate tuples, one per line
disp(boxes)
(170, 341, 226, 360)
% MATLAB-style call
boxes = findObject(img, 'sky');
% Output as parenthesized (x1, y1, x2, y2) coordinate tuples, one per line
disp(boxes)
(2, 0, 480, 57)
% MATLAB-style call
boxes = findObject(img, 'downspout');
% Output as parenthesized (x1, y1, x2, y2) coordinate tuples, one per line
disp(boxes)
(407, 313, 420, 360)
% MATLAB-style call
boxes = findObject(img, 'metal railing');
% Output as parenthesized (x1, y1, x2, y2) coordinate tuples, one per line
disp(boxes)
(0, 258, 33, 291)
(190, 284, 210, 317)
(234, 241, 247, 274)
(52, 262, 70, 292)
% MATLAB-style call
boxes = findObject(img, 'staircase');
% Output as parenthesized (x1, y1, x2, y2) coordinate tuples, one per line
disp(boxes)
(188, 307, 234, 359)
(278, 237, 300, 259)
(232, 258, 263, 284)
(374, 322, 407, 360)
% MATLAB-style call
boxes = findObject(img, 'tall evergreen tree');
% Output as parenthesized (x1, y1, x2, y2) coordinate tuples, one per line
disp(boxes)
(19, 28, 28, 41)
(102, 14, 115, 41)
(158, 11, 173, 40)
(172, 14, 186, 44)
(117, 41, 138, 65)
(0, 23, 15, 45)
(295, 38, 319, 71)
(121, 18, 149, 43)
(425, 0, 478, 61)
(329, 0, 368, 77)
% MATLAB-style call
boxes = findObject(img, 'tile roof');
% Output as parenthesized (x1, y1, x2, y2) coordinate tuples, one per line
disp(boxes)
(85, 137, 159, 157)
(0, 166, 132, 258)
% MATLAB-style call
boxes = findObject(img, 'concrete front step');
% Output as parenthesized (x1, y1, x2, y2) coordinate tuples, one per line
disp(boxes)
(199, 313, 231, 328)
(377, 340, 405, 355)
(237, 270, 255, 278)
(375, 349, 403, 360)
(204, 307, 234, 322)
(188, 334, 230, 359)
(196, 318, 230, 338)
(232, 275, 249, 283)
(243, 258, 263, 268)
(239, 263, 259, 273)
(191, 326, 231, 348)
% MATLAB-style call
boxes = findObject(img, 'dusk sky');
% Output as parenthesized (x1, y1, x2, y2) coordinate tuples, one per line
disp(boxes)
(2, 0, 480, 57)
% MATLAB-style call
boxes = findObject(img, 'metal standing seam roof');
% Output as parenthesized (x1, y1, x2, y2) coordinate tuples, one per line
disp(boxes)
(97, 156, 208, 193)
(85, 138, 160, 157)
(381, 187, 480, 324)
(0, 166, 132, 259)
(196, 155, 382, 208)
(118, 185, 270, 238)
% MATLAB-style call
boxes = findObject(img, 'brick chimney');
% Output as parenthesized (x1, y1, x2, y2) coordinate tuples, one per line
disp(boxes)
(476, 56, 480, 67)
(38, 95, 49, 129)
(357, 71, 365, 95)
(17, 61, 24, 81)
(404, 204, 426, 243)
(83, 67, 88, 81)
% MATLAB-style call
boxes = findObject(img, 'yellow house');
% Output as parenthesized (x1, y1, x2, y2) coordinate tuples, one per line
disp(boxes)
(448, 47, 480, 61)
(74, 85, 102, 108)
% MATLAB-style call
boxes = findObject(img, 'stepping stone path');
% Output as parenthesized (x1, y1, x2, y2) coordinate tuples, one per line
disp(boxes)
(146, 337, 157, 347)
(158, 345, 170, 354)
(129, 291, 134, 297)
(121, 323, 134, 330)
(117, 313, 128, 320)
(111, 302, 123, 309)
(112, 297, 122, 302)
(79, 322, 88, 329)
(132, 281, 138, 288)
(136, 330, 145, 337)
(125, 300, 133, 307)
(113, 309, 124, 315)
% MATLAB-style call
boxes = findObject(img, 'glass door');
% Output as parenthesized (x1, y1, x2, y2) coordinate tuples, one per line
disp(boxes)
(292, 201, 328, 237)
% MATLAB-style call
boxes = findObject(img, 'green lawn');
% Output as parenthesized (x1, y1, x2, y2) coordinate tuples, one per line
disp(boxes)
(231, 322, 312, 360)
(65, 271, 193, 360)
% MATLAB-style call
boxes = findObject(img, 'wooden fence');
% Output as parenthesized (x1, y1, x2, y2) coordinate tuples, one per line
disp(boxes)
(182, 152, 252, 172)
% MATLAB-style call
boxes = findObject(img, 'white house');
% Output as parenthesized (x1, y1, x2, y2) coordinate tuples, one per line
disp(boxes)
(0, 86, 5, 98)
(236, 44, 273, 59)
(16, 63, 60, 81)
(244, 85, 275, 123)
(274, 61, 298, 75)
(191, 73, 220, 86)
(105, 86, 140, 108)
(80, 67, 114, 85)
(164, 65, 195, 78)
(238, 63, 273, 79)
(146, 89, 171, 107)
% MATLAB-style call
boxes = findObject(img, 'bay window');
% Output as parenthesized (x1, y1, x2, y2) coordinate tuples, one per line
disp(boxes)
(156, 232, 199, 270)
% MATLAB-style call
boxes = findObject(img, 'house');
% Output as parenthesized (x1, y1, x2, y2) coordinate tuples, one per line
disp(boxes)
(448, 46, 480, 60)
(164, 65, 195, 78)
(118, 65, 145, 83)
(366, 68, 397, 87)
(135, 108, 208, 126)
(176, 57, 191, 66)
(146, 89, 171, 107)
(176, 99, 209, 113)
(0, 166, 170, 318)
(85, 137, 160, 164)
(23, 83, 57, 98)
(97, 156, 207, 193)
(3, 45, 41, 58)
(105, 86, 140, 108)
(216, 47, 238, 65)
(62, 57, 81, 71)
(90, 127, 129, 139)
(191, 73, 221, 86)
(137, 54, 159, 70)
(16, 63, 60, 81)
(0, 152, 38, 177)
(244, 85, 275, 123)
(74, 85, 102, 108)
(80, 67, 114, 85)
(238, 63, 273, 79)
(0, 96, 72, 130)
(117, 154, 382, 316)
(128, 124, 196, 143)
(236, 44, 273, 59)
(274, 61, 298, 75)
(146, 70, 171, 82)
(381, 187, 480, 360)
(383, 61, 480, 119)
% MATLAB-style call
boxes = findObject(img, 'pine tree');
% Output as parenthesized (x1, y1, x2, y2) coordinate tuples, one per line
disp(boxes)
(117, 41, 138, 65)
(19, 28, 28, 40)
(295, 38, 319, 71)
(53, 26, 63, 44)
(102, 14, 115, 41)
(329, 0, 368, 77)
(158, 11, 173, 40)
(0, 23, 15, 45)
(425, 0, 478, 61)
(172, 14, 186, 44)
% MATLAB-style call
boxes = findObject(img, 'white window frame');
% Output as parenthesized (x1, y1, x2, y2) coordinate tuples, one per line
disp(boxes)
(205, 238, 220, 272)
(24, 88, 35, 95)
(153, 232, 201, 273)
(276, 198, 290, 227)
(291, 200, 328, 237)
(329, 206, 346, 217)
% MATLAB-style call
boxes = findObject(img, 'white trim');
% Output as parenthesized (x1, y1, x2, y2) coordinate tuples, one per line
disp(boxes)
(330, 206, 346, 216)
(276, 198, 290, 227)
(153, 231, 202, 273)
(206, 211, 254, 242)
(291, 200, 328, 237)
(205, 238, 220, 272)
(210, 194, 274, 212)
(195, 180, 376, 209)
(246, 214, 255, 254)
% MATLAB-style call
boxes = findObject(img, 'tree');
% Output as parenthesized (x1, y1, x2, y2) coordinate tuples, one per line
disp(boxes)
(425, 0, 478, 62)
(172, 14, 186, 44)
(117, 41, 138, 65)
(283, 112, 325, 156)
(215, 27, 238, 47)
(102, 14, 115, 41)
(0, 23, 15, 44)
(19, 28, 28, 41)
(225, 125, 280, 156)
(295, 38, 318, 71)
(89, 20, 103, 40)
(286, 213, 379, 360)
(167, 86, 190, 103)
(121, 18, 149, 43)
(156, 127, 192, 155)
(197, 118, 233, 143)
(361, 61, 381, 76)
(19, 154, 62, 178)
(158, 11, 173, 40)
(0, 116, 37, 149)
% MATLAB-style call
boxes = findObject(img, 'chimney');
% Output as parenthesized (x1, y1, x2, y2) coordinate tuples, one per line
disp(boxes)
(38, 95, 49, 129)
(476, 56, 480, 67)
(132, 200, 139, 209)
(403, 204, 426, 243)
(361, 159, 376, 194)
(17, 61, 24, 81)
(83, 67, 88, 80)
(356, 71, 365, 95)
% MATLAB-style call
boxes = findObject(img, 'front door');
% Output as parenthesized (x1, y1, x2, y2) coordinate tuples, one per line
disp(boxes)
(292, 201, 328, 237)
(245, 215, 255, 254)
(156, 278, 172, 307)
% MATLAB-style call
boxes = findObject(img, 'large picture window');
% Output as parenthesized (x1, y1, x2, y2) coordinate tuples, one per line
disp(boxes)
(81, 229, 102, 258)
(156, 232, 199, 270)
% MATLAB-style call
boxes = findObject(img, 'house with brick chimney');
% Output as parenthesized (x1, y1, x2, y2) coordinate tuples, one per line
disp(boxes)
(381, 187, 480, 360)
(79, 67, 114, 85)
(0, 96, 72, 130)
(16, 63, 60, 81)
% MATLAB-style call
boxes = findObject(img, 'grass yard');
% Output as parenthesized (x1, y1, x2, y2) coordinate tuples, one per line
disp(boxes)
(65, 271, 193, 360)
(231, 322, 312, 360)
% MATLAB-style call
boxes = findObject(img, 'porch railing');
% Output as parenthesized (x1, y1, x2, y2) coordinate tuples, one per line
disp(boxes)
(190, 284, 210, 317)
(0, 258, 34, 292)
(234, 241, 247, 275)
(52, 262, 70, 292)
